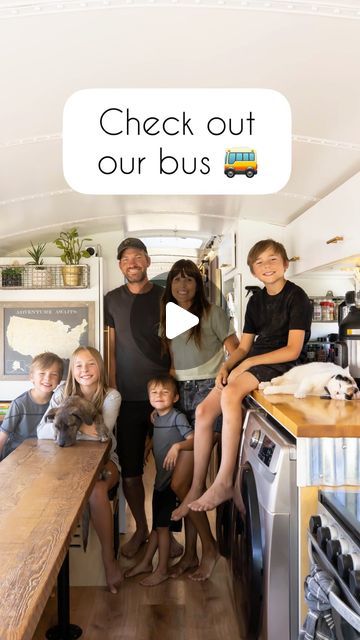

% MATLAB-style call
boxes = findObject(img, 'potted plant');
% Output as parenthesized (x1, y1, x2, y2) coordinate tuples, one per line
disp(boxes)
(26, 241, 51, 287)
(53, 227, 92, 286)
(1, 265, 24, 287)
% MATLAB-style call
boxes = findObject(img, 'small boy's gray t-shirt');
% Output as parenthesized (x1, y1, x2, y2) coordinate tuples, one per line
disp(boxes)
(0, 390, 49, 460)
(153, 407, 193, 491)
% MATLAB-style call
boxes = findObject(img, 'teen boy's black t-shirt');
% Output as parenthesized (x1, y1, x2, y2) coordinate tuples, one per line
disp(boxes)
(104, 283, 170, 401)
(242, 280, 312, 362)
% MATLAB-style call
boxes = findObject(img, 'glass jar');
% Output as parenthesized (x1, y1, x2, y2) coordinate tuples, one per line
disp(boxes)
(313, 300, 322, 321)
(320, 300, 329, 321)
(307, 346, 315, 362)
(317, 346, 327, 362)
(328, 300, 335, 321)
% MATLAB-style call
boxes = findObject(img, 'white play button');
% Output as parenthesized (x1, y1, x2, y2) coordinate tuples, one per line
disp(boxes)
(165, 302, 199, 339)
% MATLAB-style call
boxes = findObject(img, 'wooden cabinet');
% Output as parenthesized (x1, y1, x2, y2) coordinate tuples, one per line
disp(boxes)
(285, 172, 360, 276)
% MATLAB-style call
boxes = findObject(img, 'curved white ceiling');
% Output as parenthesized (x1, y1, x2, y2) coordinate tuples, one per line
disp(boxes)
(1, 0, 359, 252)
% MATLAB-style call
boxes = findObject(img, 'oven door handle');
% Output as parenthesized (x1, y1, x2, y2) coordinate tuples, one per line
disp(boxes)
(329, 591, 360, 632)
(308, 539, 360, 632)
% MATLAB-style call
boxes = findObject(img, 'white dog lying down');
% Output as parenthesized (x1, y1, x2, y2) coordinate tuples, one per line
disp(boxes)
(259, 363, 359, 400)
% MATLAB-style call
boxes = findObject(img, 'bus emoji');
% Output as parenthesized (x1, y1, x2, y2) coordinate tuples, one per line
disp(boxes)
(224, 148, 257, 178)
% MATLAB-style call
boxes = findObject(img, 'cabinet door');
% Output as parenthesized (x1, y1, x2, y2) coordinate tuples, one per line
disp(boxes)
(218, 232, 236, 271)
(285, 173, 360, 276)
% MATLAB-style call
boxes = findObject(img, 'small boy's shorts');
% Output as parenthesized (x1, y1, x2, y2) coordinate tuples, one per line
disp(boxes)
(152, 485, 182, 532)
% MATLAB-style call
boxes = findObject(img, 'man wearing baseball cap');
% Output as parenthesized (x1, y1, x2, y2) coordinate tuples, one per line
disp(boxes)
(116, 237, 148, 260)
(104, 237, 172, 557)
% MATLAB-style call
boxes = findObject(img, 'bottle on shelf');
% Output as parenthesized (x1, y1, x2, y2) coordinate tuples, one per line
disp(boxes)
(312, 291, 337, 322)
(320, 300, 329, 321)
(306, 344, 315, 362)
(328, 300, 335, 321)
(306, 337, 337, 362)
(328, 344, 335, 363)
(318, 344, 327, 361)
(312, 299, 322, 321)
(325, 290, 335, 321)
(320, 300, 336, 321)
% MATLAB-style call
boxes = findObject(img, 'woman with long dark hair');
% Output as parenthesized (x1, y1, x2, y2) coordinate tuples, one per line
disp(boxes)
(159, 259, 239, 580)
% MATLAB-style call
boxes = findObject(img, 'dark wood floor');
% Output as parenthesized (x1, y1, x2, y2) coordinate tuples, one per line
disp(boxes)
(32, 460, 241, 640)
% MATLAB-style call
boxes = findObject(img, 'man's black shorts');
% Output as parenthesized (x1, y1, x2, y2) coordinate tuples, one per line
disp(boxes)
(116, 400, 152, 478)
(152, 485, 181, 531)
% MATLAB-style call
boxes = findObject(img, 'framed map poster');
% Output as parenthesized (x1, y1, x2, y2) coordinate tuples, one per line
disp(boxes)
(0, 302, 95, 380)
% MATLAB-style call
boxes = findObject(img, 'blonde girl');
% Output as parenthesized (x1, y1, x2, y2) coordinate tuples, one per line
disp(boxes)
(38, 346, 123, 593)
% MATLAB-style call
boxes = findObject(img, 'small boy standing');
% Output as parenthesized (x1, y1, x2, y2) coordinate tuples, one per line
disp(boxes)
(125, 374, 193, 586)
(0, 352, 63, 461)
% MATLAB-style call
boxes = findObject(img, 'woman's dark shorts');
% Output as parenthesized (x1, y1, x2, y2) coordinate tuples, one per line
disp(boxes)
(152, 485, 181, 531)
(116, 400, 153, 478)
(177, 378, 222, 433)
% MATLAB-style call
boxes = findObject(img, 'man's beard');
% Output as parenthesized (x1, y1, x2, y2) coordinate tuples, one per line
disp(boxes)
(125, 268, 147, 284)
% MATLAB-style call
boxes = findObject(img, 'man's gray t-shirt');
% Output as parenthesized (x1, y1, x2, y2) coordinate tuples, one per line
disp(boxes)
(104, 283, 170, 401)
(153, 408, 193, 491)
(0, 391, 49, 460)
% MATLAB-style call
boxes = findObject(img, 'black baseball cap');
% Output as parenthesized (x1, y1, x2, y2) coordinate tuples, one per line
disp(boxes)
(117, 237, 148, 260)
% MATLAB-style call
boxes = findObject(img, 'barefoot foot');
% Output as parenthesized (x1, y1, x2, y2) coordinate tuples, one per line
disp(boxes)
(169, 535, 184, 559)
(121, 529, 149, 558)
(188, 547, 220, 582)
(171, 488, 202, 521)
(140, 569, 169, 586)
(169, 555, 199, 578)
(104, 560, 124, 594)
(124, 560, 153, 578)
(189, 483, 233, 512)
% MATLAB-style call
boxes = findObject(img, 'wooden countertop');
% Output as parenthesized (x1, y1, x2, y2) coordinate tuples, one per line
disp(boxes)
(0, 438, 110, 640)
(252, 390, 360, 438)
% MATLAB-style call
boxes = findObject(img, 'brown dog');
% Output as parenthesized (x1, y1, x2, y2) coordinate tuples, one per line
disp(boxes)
(46, 396, 109, 447)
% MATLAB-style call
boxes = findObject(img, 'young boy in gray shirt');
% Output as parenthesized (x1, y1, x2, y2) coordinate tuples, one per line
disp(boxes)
(125, 374, 193, 586)
(0, 352, 63, 460)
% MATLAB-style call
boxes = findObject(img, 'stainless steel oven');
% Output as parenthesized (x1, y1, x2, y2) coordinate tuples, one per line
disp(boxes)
(307, 491, 360, 639)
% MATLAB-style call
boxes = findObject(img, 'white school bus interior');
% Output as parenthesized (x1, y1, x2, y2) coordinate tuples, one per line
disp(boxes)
(1, 2, 360, 640)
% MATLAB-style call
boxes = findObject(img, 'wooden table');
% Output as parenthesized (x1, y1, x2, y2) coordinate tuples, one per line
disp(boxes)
(0, 438, 110, 640)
